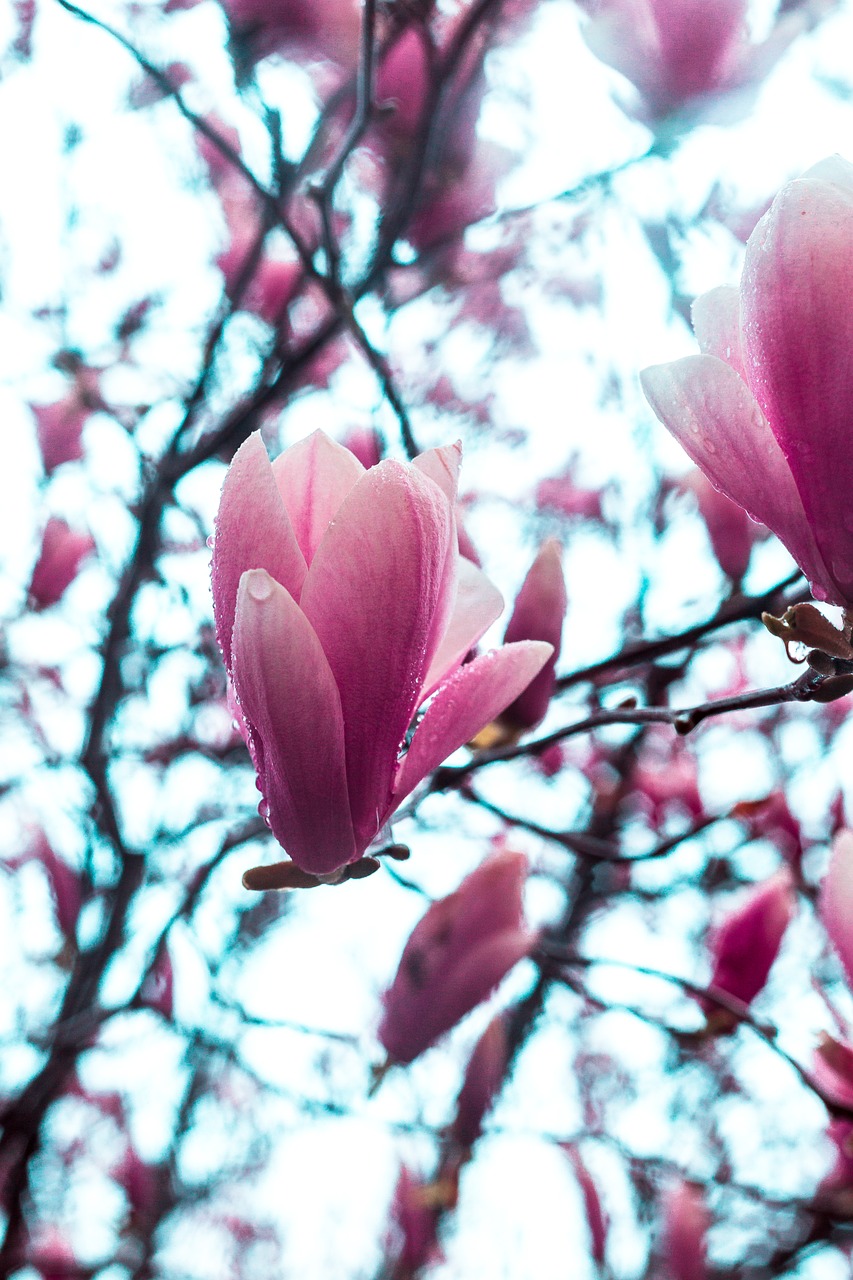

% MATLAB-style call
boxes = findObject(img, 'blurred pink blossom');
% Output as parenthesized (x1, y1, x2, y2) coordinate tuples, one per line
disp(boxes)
(451, 1013, 509, 1149)
(500, 540, 567, 733)
(681, 468, 766, 582)
(29, 518, 96, 608)
(706, 870, 795, 1021)
(820, 828, 853, 990)
(661, 1180, 710, 1280)
(378, 849, 533, 1063)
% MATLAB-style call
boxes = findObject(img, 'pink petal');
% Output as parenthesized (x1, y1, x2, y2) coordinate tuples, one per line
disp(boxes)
(413, 441, 461, 504)
(393, 641, 553, 806)
(502, 539, 567, 729)
(421, 558, 504, 698)
(231, 569, 356, 875)
(742, 174, 853, 602)
(641, 355, 834, 598)
(271, 429, 365, 565)
(212, 432, 307, 667)
(299, 461, 454, 850)
(691, 285, 746, 380)
(820, 829, 853, 991)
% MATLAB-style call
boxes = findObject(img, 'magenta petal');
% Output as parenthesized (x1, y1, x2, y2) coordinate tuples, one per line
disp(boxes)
(231, 569, 356, 875)
(691, 285, 746, 380)
(742, 175, 853, 601)
(212, 432, 307, 667)
(394, 641, 553, 805)
(299, 461, 454, 850)
(641, 355, 834, 598)
(422, 558, 504, 698)
(271, 429, 365, 565)
(820, 829, 853, 992)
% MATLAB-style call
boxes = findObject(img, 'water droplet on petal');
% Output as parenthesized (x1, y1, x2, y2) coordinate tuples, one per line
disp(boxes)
(206, 535, 215, 549)
(258, 798, 271, 827)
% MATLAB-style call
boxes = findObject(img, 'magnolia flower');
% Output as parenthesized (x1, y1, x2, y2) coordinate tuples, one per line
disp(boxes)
(707, 871, 794, 1018)
(642, 156, 853, 608)
(211, 431, 551, 879)
(451, 1013, 509, 1150)
(378, 849, 533, 1063)
(681, 469, 765, 582)
(578, 0, 830, 123)
(29, 518, 96, 608)
(500, 540, 567, 733)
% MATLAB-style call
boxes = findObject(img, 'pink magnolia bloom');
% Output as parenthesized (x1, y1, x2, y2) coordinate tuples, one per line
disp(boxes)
(451, 1013, 509, 1149)
(706, 870, 794, 1017)
(642, 156, 853, 607)
(661, 1180, 710, 1280)
(820, 828, 853, 989)
(500, 540, 567, 733)
(578, 0, 826, 122)
(29, 518, 96, 608)
(211, 432, 551, 878)
(378, 849, 533, 1063)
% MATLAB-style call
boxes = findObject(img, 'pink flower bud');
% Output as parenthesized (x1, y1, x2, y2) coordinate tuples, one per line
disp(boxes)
(662, 1180, 710, 1280)
(387, 1166, 441, 1276)
(31, 396, 87, 474)
(29, 518, 96, 608)
(681, 468, 764, 581)
(378, 850, 533, 1064)
(211, 431, 551, 878)
(820, 829, 853, 990)
(707, 870, 795, 1013)
(451, 1013, 509, 1149)
(500, 540, 567, 732)
(642, 156, 853, 607)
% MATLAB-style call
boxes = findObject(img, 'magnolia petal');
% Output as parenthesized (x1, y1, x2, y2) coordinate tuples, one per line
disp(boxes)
(271, 429, 365, 565)
(742, 176, 853, 602)
(393, 641, 553, 806)
(641, 355, 834, 597)
(413, 441, 462, 504)
(820, 829, 853, 991)
(212, 432, 307, 666)
(691, 285, 746, 380)
(299, 461, 454, 850)
(231, 569, 356, 875)
(802, 154, 853, 192)
(421, 558, 504, 698)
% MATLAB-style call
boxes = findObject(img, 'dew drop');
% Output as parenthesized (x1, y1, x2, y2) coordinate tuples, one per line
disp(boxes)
(206, 535, 215, 549)
(258, 798, 271, 828)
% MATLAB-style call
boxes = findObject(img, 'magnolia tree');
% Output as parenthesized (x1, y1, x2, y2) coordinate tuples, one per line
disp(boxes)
(4, 0, 853, 1275)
